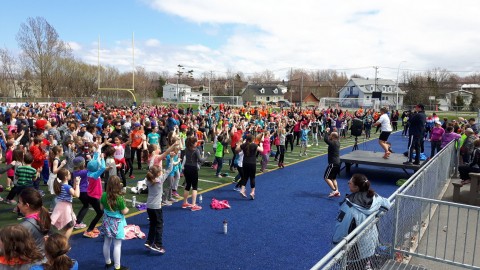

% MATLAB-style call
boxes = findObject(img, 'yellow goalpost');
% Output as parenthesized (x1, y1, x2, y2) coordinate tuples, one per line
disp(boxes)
(97, 33, 137, 104)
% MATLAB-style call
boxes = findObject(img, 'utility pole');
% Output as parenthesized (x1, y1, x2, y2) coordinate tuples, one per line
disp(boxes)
(373, 66, 379, 107)
(209, 71, 213, 104)
(300, 75, 304, 108)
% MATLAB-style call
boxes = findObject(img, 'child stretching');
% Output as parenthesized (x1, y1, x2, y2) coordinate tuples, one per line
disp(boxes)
(299, 124, 310, 157)
(260, 130, 271, 173)
(47, 146, 67, 195)
(50, 168, 80, 240)
(324, 128, 341, 198)
(100, 176, 129, 270)
(214, 129, 230, 177)
(72, 157, 89, 230)
(5, 142, 15, 191)
(164, 146, 181, 204)
(145, 161, 175, 254)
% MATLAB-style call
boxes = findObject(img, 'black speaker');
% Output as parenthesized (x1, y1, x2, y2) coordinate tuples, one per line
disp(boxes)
(372, 92, 382, 99)
(351, 118, 363, 137)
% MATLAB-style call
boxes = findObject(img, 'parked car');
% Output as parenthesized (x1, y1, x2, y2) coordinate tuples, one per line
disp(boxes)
(278, 100, 291, 107)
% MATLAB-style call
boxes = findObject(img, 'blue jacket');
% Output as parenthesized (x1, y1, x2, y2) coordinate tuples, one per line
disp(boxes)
(333, 192, 391, 259)
(408, 111, 426, 137)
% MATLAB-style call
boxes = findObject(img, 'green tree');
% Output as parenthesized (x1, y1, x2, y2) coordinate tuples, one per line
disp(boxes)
(156, 76, 166, 97)
(470, 92, 478, 111)
(455, 94, 465, 110)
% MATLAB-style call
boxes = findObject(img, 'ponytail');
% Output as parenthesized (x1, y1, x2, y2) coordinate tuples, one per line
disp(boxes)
(146, 165, 161, 183)
(53, 168, 69, 195)
(44, 234, 75, 270)
(350, 173, 375, 198)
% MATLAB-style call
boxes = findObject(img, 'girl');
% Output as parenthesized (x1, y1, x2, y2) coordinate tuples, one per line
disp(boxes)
(104, 146, 117, 190)
(164, 146, 181, 204)
(5, 142, 15, 191)
(72, 156, 89, 230)
(18, 188, 51, 257)
(101, 175, 129, 270)
(30, 233, 79, 270)
(333, 174, 391, 269)
(50, 168, 80, 240)
(236, 134, 264, 200)
(47, 146, 67, 195)
(113, 136, 127, 188)
(277, 125, 286, 169)
(260, 130, 271, 172)
(0, 224, 44, 269)
(182, 137, 210, 211)
(83, 143, 106, 238)
(145, 162, 174, 254)
(4, 148, 24, 205)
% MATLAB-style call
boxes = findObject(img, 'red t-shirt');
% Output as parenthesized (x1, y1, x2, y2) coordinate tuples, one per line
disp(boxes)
(35, 118, 48, 131)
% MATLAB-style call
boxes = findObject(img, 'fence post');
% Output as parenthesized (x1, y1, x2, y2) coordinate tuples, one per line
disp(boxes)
(392, 196, 401, 260)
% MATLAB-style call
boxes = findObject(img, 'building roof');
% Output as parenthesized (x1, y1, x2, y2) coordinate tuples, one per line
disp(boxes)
(241, 84, 287, 96)
(342, 78, 406, 94)
(164, 83, 191, 88)
(446, 89, 474, 95)
(461, 84, 480, 89)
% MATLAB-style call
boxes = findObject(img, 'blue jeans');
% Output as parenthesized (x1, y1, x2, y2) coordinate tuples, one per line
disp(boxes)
(215, 156, 223, 176)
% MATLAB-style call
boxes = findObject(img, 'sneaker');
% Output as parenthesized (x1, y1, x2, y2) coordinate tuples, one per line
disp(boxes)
(161, 201, 172, 206)
(233, 187, 240, 191)
(116, 266, 130, 270)
(17, 216, 24, 220)
(38, 190, 45, 197)
(181, 203, 193, 209)
(92, 228, 101, 234)
(74, 223, 87, 229)
(129, 175, 135, 179)
(105, 261, 114, 269)
(5, 186, 12, 191)
(4, 199, 17, 205)
(328, 190, 341, 198)
(191, 205, 202, 211)
(216, 174, 223, 178)
(169, 198, 178, 202)
(144, 241, 151, 248)
(173, 192, 181, 198)
(149, 244, 166, 254)
(83, 231, 99, 238)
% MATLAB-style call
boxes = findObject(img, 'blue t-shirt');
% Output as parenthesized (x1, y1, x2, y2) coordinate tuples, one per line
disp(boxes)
(301, 129, 309, 142)
(147, 132, 160, 145)
(30, 260, 78, 270)
(57, 184, 73, 202)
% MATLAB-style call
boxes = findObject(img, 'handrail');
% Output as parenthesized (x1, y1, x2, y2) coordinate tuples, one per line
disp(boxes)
(310, 139, 458, 270)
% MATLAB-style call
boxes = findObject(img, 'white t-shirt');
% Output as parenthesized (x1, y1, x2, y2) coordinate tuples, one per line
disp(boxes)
(377, 114, 392, 132)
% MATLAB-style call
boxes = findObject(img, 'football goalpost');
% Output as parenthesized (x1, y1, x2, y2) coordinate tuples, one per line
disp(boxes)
(97, 33, 137, 104)
(319, 97, 379, 110)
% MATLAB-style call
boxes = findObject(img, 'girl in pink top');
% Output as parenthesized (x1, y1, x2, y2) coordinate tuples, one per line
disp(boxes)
(260, 130, 271, 173)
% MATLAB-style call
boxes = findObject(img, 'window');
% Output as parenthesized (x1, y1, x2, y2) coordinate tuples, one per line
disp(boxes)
(366, 95, 370, 99)
(260, 88, 265, 94)
(273, 88, 278, 94)
(385, 96, 389, 100)
(388, 86, 392, 92)
(370, 85, 374, 91)
(381, 96, 385, 100)
(267, 97, 270, 101)
(382, 86, 386, 91)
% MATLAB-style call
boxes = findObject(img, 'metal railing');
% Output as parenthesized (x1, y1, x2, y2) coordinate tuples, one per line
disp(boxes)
(311, 138, 460, 270)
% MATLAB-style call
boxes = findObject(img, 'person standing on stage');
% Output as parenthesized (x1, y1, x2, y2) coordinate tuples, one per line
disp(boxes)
(372, 108, 393, 159)
(404, 104, 426, 165)
(324, 128, 341, 198)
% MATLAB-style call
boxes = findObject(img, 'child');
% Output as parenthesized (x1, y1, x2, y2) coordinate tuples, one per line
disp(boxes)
(13, 153, 37, 218)
(64, 139, 77, 172)
(113, 136, 127, 189)
(100, 176, 129, 270)
(4, 148, 24, 205)
(72, 157, 89, 230)
(104, 146, 117, 190)
(83, 143, 106, 238)
(0, 224, 44, 269)
(30, 233, 79, 270)
(47, 146, 67, 195)
(260, 130, 271, 173)
(124, 138, 133, 179)
(164, 147, 181, 203)
(309, 117, 321, 146)
(5, 141, 15, 191)
(233, 147, 244, 191)
(145, 162, 175, 254)
(50, 168, 80, 240)
(0, 150, 16, 202)
(214, 131, 229, 177)
(324, 128, 341, 198)
(299, 124, 310, 157)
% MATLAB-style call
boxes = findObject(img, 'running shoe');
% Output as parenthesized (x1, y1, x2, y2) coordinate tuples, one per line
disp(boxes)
(83, 231, 99, 238)
(191, 205, 202, 211)
(92, 228, 101, 234)
(161, 201, 172, 206)
(181, 202, 193, 209)
(129, 175, 135, 179)
(4, 199, 16, 205)
(328, 190, 341, 198)
(144, 241, 151, 248)
(149, 244, 166, 254)
(74, 223, 87, 229)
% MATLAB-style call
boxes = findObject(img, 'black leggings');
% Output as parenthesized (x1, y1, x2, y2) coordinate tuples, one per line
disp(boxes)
(293, 131, 301, 145)
(76, 192, 89, 224)
(285, 135, 294, 152)
(241, 163, 256, 188)
(184, 165, 199, 191)
(86, 196, 103, 232)
(130, 147, 142, 170)
(126, 158, 133, 176)
(278, 145, 285, 164)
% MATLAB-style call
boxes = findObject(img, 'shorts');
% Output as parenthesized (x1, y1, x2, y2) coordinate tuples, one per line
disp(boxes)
(324, 164, 340, 180)
(379, 131, 391, 141)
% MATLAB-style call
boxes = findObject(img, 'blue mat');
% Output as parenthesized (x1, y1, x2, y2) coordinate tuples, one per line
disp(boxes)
(69, 132, 428, 269)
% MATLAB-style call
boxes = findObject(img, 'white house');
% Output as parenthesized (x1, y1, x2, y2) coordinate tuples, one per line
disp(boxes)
(337, 78, 406, 108)
(240, 84, 288, 104)
(162, 83, 202, 102)
(445, 89, 473, 109)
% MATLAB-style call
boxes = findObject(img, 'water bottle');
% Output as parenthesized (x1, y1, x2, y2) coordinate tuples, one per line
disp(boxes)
(199, 194, 203, 204)
(132, 196, 136, 207)
(223, 219, 228, 234)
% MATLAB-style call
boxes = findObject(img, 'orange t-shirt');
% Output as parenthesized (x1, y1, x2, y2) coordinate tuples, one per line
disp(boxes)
(130, 130, 144, 148)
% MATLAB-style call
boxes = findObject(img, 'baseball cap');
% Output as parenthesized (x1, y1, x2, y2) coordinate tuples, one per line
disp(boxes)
(435, 121, 441, 125)
(73, 156, 85, 168)
(134, 122, 141, 127)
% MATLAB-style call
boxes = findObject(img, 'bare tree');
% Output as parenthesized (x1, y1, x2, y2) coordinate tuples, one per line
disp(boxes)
(0, 47, 19, 97)
(16, 17, 72, 97)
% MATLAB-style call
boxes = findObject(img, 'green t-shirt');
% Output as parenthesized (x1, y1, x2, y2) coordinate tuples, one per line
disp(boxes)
(215, 142, 224, 158)
(100, 192, 126, 212)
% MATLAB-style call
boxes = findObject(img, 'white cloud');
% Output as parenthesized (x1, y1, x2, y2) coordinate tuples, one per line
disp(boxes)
(66, 41, 82, 51)
(80, 0, 480, 80)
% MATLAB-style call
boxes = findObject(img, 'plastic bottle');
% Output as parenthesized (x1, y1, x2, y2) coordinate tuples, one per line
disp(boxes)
(132, 196, 136, 207)
(199, 194, 203, 204)
(223, 219, 228, 234)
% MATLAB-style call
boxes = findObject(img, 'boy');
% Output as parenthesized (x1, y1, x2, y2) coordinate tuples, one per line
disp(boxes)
(214, 129, 230, 177)
(13, 153, 37, 217)
(324, 128, 341, 198)
(299, 124, 310, 156)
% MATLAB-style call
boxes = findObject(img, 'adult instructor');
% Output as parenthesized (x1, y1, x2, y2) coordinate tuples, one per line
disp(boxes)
(404, 104, 426, 165)
(373, 107, 393, 159)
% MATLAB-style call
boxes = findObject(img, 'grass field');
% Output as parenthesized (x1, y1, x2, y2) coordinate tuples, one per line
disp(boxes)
(0, 135, 367, 231)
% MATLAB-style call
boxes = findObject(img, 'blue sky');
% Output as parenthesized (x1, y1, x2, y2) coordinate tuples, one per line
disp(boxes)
(1, 0, 480, 79)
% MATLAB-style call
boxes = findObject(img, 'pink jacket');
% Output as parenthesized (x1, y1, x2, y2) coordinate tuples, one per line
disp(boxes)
(262, 136, 271, 154)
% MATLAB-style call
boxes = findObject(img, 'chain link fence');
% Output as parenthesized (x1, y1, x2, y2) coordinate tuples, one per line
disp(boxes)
(312, 139, 459, 270)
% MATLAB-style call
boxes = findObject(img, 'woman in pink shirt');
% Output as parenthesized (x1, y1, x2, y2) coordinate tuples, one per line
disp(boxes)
(260, 130, 271, 173)
(430, 121, 445, 158)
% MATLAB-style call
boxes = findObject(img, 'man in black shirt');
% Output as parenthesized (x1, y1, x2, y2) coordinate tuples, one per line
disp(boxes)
(404, 104, 426, 165)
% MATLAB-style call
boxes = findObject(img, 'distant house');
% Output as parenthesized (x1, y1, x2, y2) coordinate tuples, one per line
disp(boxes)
(162, 83, 202, 102)
(337, 78, 406, 108)
(445, 89, 473, 109)
(284, 91, 320, 106)
(240, 84, 287, 104)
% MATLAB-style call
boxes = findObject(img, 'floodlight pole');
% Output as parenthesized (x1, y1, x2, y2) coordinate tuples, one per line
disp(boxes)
(132, 32, 135, 91)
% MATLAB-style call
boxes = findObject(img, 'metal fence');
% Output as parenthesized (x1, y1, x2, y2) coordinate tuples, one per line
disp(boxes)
(311, 139, 463, 270)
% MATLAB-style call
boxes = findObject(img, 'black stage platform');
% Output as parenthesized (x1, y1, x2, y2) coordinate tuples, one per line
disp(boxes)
(340, 150, 422, 175)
